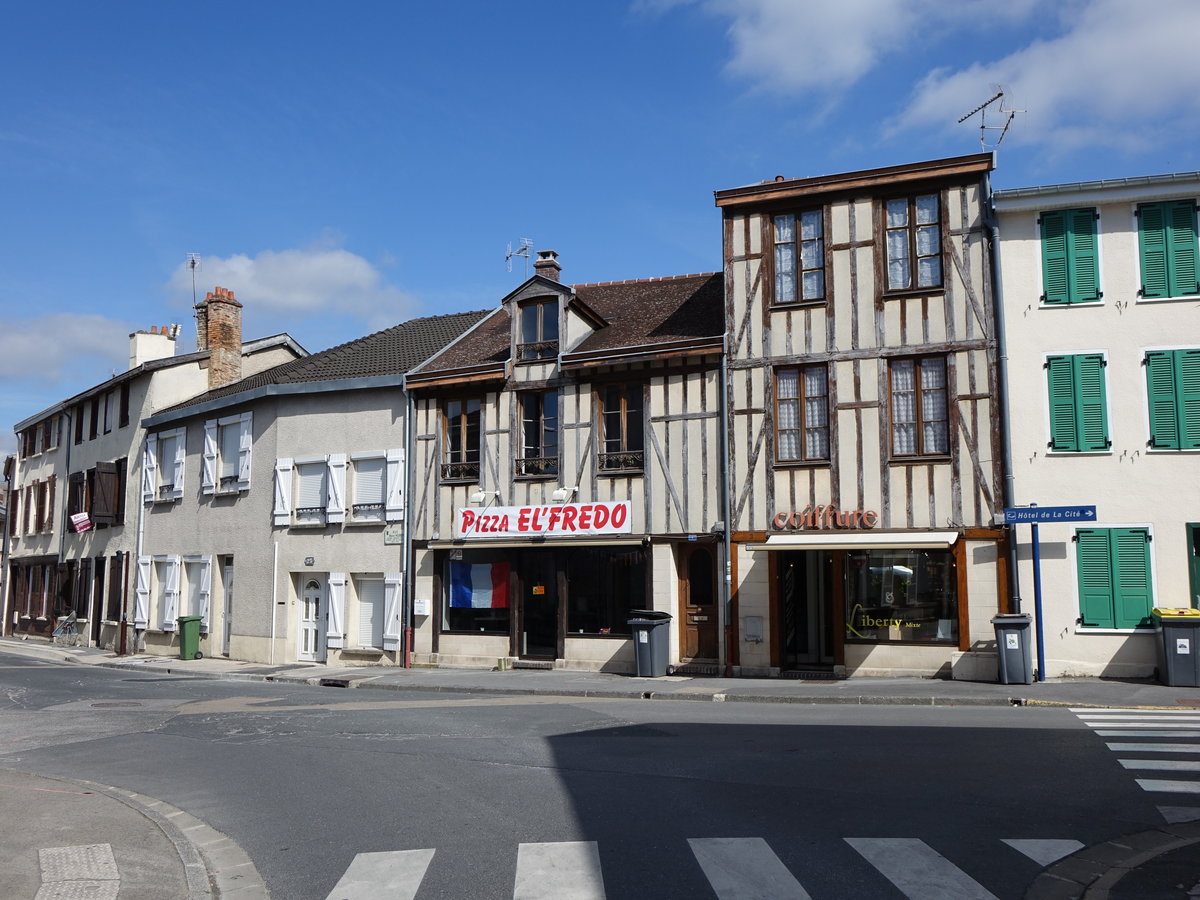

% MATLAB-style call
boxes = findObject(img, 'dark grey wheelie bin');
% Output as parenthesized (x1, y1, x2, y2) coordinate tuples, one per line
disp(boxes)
(991, 613, 1033, 685)
(627, 609, 672, 677)
(1152, 608, 1200, 687)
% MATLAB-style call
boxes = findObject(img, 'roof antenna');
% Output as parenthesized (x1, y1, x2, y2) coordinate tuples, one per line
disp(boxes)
(957, 86, 1023, 152)
(505, 238, 534, 278)
(186, 253, 202, 305)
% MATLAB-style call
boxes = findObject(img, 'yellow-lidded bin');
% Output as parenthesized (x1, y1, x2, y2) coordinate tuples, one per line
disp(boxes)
(1151, 608, 1200, 686)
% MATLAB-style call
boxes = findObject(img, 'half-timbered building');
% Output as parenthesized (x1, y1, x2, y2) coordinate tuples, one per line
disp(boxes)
(715, 154, 1009, 678)
(406, 252, 726, 672)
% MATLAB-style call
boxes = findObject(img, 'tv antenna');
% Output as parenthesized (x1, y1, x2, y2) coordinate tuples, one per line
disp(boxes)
(186, 253, 202, 305)
(506, 238, 534, 277)
(957, 86, 1023, 151)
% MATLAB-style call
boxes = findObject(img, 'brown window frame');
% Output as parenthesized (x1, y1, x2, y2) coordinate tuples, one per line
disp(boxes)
(517, 299, 559, 361)
(516, 391, 559, 478)
(598, 383, 645, 473)
(888, 355, 951, 459)
(883, 192, 943, 294)
(441, 397, 482, 482)
(772, 208, 826, 305)
(118, 383, 130, 428)
(774, 364, 830, 464)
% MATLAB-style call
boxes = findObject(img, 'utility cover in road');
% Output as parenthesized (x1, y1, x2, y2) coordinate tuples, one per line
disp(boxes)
(1004, 505, 1097, 524)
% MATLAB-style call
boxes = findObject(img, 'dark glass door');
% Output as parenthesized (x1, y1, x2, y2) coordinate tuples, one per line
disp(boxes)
(519, 552, 559, 659)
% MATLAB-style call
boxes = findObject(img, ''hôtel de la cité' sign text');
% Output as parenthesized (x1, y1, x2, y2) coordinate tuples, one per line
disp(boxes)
(772, 505, 879, 530)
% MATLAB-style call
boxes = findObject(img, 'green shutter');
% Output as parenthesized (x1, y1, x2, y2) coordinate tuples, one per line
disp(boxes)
(1178, 349, 1200, 449)
(1041, 211, 1070, 304)
(1140, 203, 1170, 298)
(1112, 529, 1153, 628)
(1047, 356, 1079, 450)
(1167, 201, 1200, 298)
(1076, 354, 1109, 451)
(1067, 209, 1100, 303)
(1146, 351, 1180, 448)
(1077, 528, 1115, 627)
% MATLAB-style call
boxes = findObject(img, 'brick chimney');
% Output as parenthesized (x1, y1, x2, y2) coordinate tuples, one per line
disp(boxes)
(196, 286, 243, 389)
(533, 249, 561, 283)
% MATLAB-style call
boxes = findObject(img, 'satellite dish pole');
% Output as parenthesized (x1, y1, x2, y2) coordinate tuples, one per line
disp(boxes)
(505, 238, 534, 278)
(957, 86, 1024, 152)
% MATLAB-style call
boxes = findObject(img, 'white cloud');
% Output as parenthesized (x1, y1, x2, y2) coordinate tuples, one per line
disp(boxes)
(0, 313, 130, 383)
(166, 241, 420, 337)
(892, 0, 1200, 152)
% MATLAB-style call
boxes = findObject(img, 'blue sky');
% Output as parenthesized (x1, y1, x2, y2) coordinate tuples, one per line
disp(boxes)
(4, 0, 1200, 455)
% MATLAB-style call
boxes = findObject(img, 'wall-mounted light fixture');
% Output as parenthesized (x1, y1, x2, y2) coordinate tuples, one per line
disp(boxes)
(469, 490, 499, 505)
(551, 486, 578, 503)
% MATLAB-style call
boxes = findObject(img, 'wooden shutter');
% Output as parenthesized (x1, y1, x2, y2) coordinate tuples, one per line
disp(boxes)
(327, 573, 346, 649)
(1146, 351, 1180, 448)
(45, 475, 56, 534)
(326, 454, 346, 524)
(1167, 200, 1199, 298)
(273, 458, 293, 526)
(162, 557, 181, 630)
(92, 462, 118, 526)
(383, 572, 402, 651)
(134, 556, 151, 628)
(1046, 356, 1078, 450)
(385, 448, 404, 522)
(236, 413, 252, 490)
(1140, 203, 1170, 298)
(8, 489, 17, 537)
(1181, 349, 1200, 449)
(1112, 529, 1153, 628)
(1075, 355, 1109, 451)
(1076, 528, 1115, 627)
(197, 556, 213, 631)
(1067, 209, 1099, 303)
(202, 420, 218, 494)
(171, 429, 186, 499)
(142, 433, 158, 504)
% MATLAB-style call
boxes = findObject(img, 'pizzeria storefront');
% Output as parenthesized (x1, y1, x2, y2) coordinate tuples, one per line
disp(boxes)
(740, 506, 990, 677)
(423, 501, 655, 670)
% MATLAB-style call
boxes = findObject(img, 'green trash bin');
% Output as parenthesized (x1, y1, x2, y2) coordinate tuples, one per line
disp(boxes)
(176, 616, 204, 661)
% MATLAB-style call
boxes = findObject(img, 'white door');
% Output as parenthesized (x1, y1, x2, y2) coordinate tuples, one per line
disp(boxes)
(300, 578, 325, 662)
(222, 561, 234, 656)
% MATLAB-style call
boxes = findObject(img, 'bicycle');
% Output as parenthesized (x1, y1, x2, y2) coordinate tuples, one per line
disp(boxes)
(52, 612, 81, 647)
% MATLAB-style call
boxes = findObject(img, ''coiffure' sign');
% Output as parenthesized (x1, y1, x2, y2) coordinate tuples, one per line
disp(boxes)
(456, 501, 632, 539)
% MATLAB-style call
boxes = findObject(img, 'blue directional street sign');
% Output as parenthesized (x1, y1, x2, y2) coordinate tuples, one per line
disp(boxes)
(1004, 505, 1097, 524)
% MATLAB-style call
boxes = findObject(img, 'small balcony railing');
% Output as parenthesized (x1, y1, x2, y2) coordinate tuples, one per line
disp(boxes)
(598, 450, 644, 473)
(515, 456, 559, 477)
(441, 461, 481, 482)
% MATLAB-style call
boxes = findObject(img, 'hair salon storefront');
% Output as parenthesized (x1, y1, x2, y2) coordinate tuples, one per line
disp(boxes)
(423, 500, 652, 670)
(737, 506, 1005, 679)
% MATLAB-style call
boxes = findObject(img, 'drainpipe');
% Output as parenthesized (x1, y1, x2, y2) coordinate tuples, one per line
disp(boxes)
(133, 435, 147, 652)
(400, 380, 415, 668)
(720, 331, 734, 676)
(270, 540, 278, 664)
(57, 410, 73, 631)
(987, 192, 1022, 615)
(1, 454, 13, 637)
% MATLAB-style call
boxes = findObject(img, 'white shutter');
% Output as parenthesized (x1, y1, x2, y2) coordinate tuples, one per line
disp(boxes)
(142, 434, 157, 504)
(134, 556, 151, 627)
(202, 420, 218, 494)
(385, 447, 404, 522)
(171, 429, 186, 500)
(236, 412, 253, 490)
(162, 556, 181, 630)
(326, 572, 346, 649)
(327, 454, 346, 524)
(198, 556, 212, 631)
(383, 572, 402, 651)
(273, 458, 293, 526)
(357, 577, 384, 649)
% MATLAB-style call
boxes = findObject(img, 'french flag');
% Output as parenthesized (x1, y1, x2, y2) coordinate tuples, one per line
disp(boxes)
(449, 562, 510, 609)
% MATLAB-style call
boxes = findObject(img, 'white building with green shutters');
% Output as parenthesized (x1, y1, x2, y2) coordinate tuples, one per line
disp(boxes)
(994, 172, 1200, 677)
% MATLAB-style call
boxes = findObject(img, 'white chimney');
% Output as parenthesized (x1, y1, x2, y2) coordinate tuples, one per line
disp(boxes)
(129, 324, 178, 370)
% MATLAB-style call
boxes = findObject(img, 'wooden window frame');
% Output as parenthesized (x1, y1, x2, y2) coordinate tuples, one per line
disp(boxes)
(888, 355, 951, 460)
(442, 397, 482, 482)
(774, 364, 830, 465)
(883, 192, 943, 294)
(118, 383, 131, 428)
(771, 208, 826, 306)
(598, 383, 645, 473)
(517, 299, 559, 362)
(516, 391, 559, 479)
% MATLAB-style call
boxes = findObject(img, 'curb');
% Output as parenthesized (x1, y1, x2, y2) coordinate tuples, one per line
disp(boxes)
(1026, 822, 1200, 899)
(83, 779, 270, 899)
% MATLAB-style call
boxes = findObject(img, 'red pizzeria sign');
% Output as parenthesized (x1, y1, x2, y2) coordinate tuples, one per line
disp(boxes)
(457, 501, 632, 539)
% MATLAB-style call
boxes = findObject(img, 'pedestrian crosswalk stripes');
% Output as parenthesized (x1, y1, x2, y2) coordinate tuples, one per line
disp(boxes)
(324, 836, 1078, 899)
(1074, 707, 1200, 817)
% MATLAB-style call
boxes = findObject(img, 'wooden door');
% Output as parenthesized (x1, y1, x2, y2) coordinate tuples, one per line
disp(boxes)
(679, 544, 718, 661)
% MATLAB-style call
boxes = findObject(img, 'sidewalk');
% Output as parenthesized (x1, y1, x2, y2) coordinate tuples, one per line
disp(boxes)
(7, 635, 1200, 899)
(5, 634, 1200, 709)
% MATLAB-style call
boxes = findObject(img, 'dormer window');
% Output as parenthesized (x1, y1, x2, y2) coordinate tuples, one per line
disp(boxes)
(518, 299, 559, 361)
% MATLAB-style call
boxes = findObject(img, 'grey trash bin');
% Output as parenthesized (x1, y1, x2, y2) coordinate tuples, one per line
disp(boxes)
(1152, 609, 1200, 687)
(627, 609, 672, 677)
(991, 613, 1033, 685)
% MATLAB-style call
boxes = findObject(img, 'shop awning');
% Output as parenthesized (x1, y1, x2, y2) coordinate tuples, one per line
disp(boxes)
(427, 536, 648, 550)
(745, 532, 960, 552)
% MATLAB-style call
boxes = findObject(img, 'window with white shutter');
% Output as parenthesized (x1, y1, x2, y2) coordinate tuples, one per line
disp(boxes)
(294, 461, 327, 525)
(147, 428, 186, 502)
(351, 455, 386, 522)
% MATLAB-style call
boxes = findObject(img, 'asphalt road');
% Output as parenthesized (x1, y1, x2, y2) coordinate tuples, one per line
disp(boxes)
(0, 650, 1164, 899)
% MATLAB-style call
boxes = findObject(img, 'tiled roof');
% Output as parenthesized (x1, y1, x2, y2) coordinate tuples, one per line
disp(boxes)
(160, 309, 490, 413)
(417, 273, 723, 375)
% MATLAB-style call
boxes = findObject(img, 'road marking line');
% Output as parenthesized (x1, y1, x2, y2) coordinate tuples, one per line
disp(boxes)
(1096, 730, 1200, 738)
(1158, 806, 1200, 823)
(845, 838, 998, 900)
(324, 848, 434, 900)
(1107, 743, 1200, 752)
(1083, 722, 1200, 728)
(514, 841, 604, 900)
(1135, 779, 1200, 794)
(688, 837, 812, 900)
(1002, 839, 1084, 867)
(1120, 759, 1200, 772)
(1072, 708, 1200, 714)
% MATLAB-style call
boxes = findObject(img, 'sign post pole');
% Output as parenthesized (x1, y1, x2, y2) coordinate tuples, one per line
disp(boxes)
(1031, 514, 1045, 682)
